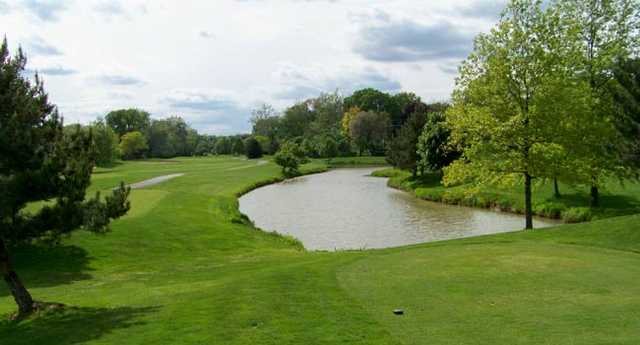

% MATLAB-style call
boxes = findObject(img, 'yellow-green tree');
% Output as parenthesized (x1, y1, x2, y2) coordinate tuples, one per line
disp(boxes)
(556, 0, 639, 206)
(444, 0, 573, 229)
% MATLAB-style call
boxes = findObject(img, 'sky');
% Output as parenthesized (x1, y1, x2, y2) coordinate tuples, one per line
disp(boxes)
(0, 0, 505, 135)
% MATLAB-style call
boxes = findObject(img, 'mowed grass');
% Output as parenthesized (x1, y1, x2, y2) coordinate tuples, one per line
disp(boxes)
(1, 156, 639, 344)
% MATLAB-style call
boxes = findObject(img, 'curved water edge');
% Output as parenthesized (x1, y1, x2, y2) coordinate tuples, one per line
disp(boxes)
(239, 167, 560, 251)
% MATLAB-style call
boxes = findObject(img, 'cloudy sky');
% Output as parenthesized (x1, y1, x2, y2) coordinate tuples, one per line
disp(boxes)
(1, 0, 504, 134)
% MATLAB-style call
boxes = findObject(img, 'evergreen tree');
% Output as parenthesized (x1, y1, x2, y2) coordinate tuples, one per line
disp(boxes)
(0, 39, 130, 316)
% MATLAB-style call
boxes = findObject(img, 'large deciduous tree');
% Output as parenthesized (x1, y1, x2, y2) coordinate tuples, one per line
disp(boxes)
(609, 58, 640, 167)
(0, 39, 130, 316)
(349, 111, 390, 156)
(105, 108, 151, 138)
(344, 88, 399, 127)
(90, 119, 120, 167)
(444, 0, 571, 229)
(557, 0, 639, 206)
(119, 131, 148, 160)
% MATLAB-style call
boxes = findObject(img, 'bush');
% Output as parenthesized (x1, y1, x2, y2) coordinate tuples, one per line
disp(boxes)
(562, 207, 592, 223)
(534, 202, 566, 219)
(244, 137, 263, 159)
(274, 142, 307, 176)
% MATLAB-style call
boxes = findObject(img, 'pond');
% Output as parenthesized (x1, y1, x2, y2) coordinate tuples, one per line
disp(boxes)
(239, 167, 559, 250)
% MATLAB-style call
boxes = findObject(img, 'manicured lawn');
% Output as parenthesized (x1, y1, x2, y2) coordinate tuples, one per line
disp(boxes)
(1, 156, 639, 344)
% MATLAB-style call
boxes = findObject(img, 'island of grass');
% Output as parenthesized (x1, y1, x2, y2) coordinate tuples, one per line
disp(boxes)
(1, 156, 639, 345)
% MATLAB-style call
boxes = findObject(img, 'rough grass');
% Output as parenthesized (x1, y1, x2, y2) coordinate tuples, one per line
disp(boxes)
(373, 168, 640, 222)
(1, 156, 639, 344)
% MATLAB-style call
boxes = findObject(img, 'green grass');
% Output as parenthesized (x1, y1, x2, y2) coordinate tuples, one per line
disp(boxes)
(325, 155, 387, 166)
(373, 168, 640, 222)
(1, 156, 639, 344)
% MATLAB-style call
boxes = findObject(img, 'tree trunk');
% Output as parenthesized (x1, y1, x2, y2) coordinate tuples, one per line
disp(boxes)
(524, 173, 533, 230)
(0, 239, 34, 315)
(590, 184, 599, 208)
(412, 167, 417, 178)
(553, 177, 561, 198)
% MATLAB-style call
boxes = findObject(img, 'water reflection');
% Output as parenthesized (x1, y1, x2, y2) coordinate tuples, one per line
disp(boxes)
(239, 168, 559, 250)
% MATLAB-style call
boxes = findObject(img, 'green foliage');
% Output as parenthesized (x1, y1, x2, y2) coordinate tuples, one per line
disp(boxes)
(610, 58, 640, 168)
(307, 92, 344, 136)
(0, 38, 130, 314)
(348, 111, 390, 156)
(444, 0, 581, 228)
(417, 111, 459, 173)
(392, 92, 427, 128)
(105, 108, 151, 137)
(214, 137, 232, 155)
(344, 88, 400, 127)
(562, 207, 593, 223)
(274, 141, 308, 176)
(147, 116, 196, 158)
(280, 101, 315, 139)
(555, 0, 640, 204)
(119, 131, 148, 160)
(244, 137, 263, 159)
(89, 119, 120, 166)
(231, 137, 245, 155)
(386, 112, 426, 175)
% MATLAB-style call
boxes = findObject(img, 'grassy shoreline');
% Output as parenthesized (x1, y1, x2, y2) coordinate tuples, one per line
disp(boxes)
(372, 168, 640, 223)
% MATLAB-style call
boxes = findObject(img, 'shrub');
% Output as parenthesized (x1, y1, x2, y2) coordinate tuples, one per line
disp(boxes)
(562, 207, 592, 223)
(274, 141, 307, 176)
(244, 137, 263, 159)
(533, 202, 566, 219)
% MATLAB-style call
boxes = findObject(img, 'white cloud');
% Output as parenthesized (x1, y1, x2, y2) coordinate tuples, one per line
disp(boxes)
(3, 0, 501, 134)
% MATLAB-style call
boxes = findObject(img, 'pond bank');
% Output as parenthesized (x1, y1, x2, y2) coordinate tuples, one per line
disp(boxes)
(371, 168, 640, 223)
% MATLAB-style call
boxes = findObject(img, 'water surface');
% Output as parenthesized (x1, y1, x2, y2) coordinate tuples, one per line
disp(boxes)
(239, 168, 558, 250)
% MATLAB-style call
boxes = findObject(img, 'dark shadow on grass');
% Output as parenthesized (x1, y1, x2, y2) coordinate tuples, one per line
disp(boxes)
(545, 192, 640, 217)
(406, 172, 443, 189)
(0, 305, 161, 345)
(0, 244, 92, 298)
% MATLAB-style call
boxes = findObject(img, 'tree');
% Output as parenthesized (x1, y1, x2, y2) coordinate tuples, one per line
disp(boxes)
(386, 112, 427, 176)
(231, 137, 245, 155)
(308, 91, 344, 135)
(250, 104, 279, 134)
(344, 88, 400, 127)
(444, 0, 571, 229)
(317, 135, 339, 158)
(105, 108, 151, 138)
(274, 141, 307, 176)
(557, 0, 640, 206)
(417, 111, 460, 173)
(119, 131, 148, 160)
(146, 117, 197, 158)
(147, 120, 175, 158)
(0, 39, 130, 315)
(253, 135, 271, 155)
(90, 119, 120, 166)
(214, 137, 231, 154)
(341, 106, 361, 138)
(280, 101, 315, 139)
(349, 111, 390, 156)
(244, 137, 263, 159)
(610, 58, 640, 167)
(393, 92, 428, 128)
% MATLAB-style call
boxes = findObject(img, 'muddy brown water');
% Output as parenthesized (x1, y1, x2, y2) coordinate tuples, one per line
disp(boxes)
(239, 168, 560, 250)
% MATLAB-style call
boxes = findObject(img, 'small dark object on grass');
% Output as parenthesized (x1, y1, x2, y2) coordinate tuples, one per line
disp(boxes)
(393, 309, 404, 315)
